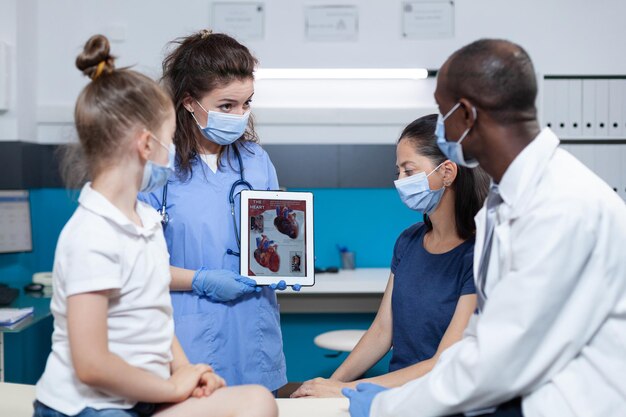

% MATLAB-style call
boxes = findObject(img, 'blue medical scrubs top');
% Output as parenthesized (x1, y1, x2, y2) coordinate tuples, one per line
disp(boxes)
(139, 142, 287, 391)
(389, 222, 475, 372)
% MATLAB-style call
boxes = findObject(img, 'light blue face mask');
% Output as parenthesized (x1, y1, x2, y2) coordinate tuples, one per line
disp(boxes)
(191, 100, 250, 146)
(394, 162, 446, 215)
(435, 102, 479, 168)
(140, 135, 176, 193)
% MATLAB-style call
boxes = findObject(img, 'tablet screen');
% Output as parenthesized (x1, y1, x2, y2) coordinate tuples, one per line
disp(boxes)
(241, 191, 314, 286)
(248, 198, 306, 276)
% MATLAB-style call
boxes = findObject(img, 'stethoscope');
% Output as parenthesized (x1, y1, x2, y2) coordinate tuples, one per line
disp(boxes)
(158, 145, 253, 257)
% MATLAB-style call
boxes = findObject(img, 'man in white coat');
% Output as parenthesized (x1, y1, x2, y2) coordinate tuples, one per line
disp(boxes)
(343, 39, 626, 417)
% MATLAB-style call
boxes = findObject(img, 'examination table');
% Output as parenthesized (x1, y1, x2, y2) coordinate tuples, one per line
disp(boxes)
(0, 382, 350, 417)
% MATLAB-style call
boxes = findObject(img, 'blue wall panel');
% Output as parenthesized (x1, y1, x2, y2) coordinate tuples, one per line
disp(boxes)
(297, 188, 420, 269)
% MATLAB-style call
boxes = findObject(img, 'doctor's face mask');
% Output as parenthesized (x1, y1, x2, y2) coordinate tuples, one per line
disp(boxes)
(435, 103, 479, 168)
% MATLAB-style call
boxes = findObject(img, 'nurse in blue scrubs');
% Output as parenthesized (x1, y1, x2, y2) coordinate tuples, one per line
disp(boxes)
(140, 30, 290, 393)
(292, 114, 490, 398)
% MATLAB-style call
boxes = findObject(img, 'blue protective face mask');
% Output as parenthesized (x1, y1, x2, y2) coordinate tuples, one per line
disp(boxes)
(435, 103, 479, 168)
(192, 100, 250, 146)
(394, 162, 446, 215)
(140, 135, 175, 193)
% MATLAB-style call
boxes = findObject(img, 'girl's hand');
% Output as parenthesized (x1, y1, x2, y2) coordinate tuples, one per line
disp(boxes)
(168, 364, 213, 402)
(191, 371, 227, 397)
(290, 377, 350, 398)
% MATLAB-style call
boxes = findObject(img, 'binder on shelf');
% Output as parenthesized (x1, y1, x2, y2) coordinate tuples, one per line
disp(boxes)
(567, 79, 583, 138)
(620, 145, 626, 201)
(593, 145, 615, 192)
(582, 80, 596, 138)
(608, 80, 624, 138)
(553, 79, 569, 137)
(542, 79, 557, 131)
(570, 144, 596, 172)
(595, 80, 609, 138)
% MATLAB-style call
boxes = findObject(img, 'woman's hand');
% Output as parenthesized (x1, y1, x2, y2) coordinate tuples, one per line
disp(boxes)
(290, 377, 352, 398)
(168, 364, 213, 402)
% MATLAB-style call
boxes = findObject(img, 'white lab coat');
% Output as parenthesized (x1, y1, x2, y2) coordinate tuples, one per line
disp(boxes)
(370, 128, 626, 417)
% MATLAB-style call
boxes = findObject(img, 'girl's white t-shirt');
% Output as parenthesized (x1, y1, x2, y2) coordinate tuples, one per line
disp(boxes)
(36, 184, 174, 415)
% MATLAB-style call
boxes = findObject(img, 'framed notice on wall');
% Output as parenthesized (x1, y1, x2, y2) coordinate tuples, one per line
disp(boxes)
(402, 1, 455, 40)
(305, 5, 359, 41)
(212, 2, 265, 40)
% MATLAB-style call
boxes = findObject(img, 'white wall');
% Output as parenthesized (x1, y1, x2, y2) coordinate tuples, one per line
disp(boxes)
(0, 0, 18, 140)
(16, 0, 37, 141)
(2, 0, 626, 142)
(0, 0, 37, 142)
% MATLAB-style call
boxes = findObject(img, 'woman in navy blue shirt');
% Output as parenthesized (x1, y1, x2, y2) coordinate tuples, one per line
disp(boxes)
(292, 114, 490, 397)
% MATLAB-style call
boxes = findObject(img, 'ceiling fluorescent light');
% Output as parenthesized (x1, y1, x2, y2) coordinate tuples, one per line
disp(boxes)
(255, 68, 429, 80)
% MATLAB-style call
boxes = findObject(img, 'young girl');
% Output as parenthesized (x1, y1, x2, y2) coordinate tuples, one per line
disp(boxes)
(140, 30, 290, 393)
(34, 34, 277, 417)
(292, 114, 490, 398)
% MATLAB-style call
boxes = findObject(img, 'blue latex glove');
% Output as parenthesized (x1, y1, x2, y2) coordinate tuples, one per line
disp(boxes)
(342, 383, 389, 417)
(269, 280, 301, 292)
(192, 268, 261, 302)
(270, 280, 287, 290)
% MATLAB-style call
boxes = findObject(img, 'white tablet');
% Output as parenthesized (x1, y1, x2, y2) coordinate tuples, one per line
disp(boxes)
(240, 190, 314, 286)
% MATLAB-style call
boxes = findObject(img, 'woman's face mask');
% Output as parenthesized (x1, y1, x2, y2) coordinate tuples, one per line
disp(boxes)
(190, 99, 250, 146)
(394, 162, 446, 215)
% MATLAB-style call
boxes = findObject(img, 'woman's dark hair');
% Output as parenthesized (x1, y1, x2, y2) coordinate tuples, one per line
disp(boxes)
(162, 30, 259, 179)
(61, 34, 172, 188)
(398, 114, 490, 240)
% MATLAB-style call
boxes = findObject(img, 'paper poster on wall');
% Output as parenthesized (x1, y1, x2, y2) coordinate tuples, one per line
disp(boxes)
(212, 2, 265, 40)
(305, 5, 359, 41)
(402, 1, 455, 40)
(0, 190, 32, 254)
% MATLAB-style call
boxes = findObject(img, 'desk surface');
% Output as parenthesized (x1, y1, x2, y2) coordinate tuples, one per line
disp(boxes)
(281, 268, 390, 294)
(278, 398, 350, 417)
(0, 291, 51, 333)
(0, 383, 350, 417)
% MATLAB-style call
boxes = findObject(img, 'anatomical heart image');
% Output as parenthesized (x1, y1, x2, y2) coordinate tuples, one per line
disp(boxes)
(254, 234, 280, 272)
(274, 206, 299, 238)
